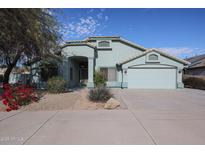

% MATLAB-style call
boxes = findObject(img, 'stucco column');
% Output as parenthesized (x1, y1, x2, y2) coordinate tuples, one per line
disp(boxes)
(122, 68, 128, 88)
(62, 57, 69, 87)
(177, 68, 184, 88)
(87, 57, 94, 88)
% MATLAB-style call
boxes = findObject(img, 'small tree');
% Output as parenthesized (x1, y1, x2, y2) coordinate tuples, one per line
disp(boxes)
(0, 9, 61, 84)
(93, 71, 106, 87)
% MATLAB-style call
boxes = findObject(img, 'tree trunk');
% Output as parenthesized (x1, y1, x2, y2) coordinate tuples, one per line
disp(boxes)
(3, 51, 21, 85)
(3, 65, 13, 84)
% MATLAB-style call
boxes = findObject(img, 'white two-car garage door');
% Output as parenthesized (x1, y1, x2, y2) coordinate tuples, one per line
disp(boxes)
(127, 68, 176, 89)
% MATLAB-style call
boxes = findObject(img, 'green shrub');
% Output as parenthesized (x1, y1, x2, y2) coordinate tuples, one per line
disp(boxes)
(183, 77, 205, 90)
(47, 76, 66, 93)
(88, 87, 112, 102)
(93, 71, 106, 87)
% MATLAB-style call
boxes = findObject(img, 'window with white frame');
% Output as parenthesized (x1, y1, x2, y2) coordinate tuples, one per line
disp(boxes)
(148, 54, 158, 61)
(98, 41, 111, 48)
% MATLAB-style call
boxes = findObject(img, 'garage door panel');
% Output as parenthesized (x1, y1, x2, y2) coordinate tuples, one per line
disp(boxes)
(127, 68, 176, 89)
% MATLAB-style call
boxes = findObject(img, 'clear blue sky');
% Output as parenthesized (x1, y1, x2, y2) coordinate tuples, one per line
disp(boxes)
(56, 8, 205, 58)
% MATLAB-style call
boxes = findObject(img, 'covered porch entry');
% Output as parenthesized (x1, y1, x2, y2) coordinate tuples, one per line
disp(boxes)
(69, 56, 88, 87)
(62, 56, 94, 88)
(61, 43, 95, 88)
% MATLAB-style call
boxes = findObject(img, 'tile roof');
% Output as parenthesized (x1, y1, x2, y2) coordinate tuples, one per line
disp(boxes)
(185, 54, 205, 68)
(118, 48, 190, 66)
(86, 36, 147, 51)
(63, 36, 147, 51)
(86, 36, 121, 39)
(61, 41, 96, 49)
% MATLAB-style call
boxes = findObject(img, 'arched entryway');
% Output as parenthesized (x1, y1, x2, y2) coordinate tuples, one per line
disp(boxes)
(61, 55, 94, 88)
(69, 56, 88, 87)
(61, 44, 95, 88)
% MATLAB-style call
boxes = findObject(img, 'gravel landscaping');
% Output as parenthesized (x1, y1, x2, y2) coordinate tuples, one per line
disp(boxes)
(0, 88, 126, 111)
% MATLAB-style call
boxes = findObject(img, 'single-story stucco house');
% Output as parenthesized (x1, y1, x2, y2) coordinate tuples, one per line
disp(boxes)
(59, 36, 190, 89)
(184, 54, 205, 76)
(0, 67, 30, 84)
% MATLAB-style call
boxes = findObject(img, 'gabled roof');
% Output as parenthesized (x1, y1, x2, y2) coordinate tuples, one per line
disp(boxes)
(119, 38, 147, 51)
(85, 36, 147, 51)
(62, 36, 189, 66)
(186, 54, 205, 63)
(118, 48, 190, 66)
(86, 36, 121, 39)
(185, 54, 205, 68)
(61, 40, 96, 49)
(63, 36, 146, 51)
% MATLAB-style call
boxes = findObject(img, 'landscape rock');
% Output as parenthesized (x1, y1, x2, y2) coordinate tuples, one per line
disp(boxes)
(104, 98, 120, 109)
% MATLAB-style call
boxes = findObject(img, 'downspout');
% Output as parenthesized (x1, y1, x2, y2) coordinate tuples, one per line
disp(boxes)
(121, 69, 124, 89)
(116, 63, 123, 89)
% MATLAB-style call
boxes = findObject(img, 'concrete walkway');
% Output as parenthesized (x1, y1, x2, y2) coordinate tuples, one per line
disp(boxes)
(0, 88, 205, 144)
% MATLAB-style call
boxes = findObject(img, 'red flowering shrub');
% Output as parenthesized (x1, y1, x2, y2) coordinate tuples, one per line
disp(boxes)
(1, 83, 39, 112)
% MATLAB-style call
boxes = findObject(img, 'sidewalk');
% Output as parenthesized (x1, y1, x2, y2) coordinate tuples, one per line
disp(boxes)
(0, 110, 153, 144)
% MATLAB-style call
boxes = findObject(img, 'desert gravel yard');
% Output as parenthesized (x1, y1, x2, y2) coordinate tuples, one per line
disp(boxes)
(18, 88, 126, 111)
(1, 88, 205, 144)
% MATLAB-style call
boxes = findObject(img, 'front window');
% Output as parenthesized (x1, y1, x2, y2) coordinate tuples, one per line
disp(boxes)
(100, 68, 117, 81)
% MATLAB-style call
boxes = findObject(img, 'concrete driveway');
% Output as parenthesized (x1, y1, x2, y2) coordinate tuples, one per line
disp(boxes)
(118, 88, 205, 144)
(0, 88, 205, 144)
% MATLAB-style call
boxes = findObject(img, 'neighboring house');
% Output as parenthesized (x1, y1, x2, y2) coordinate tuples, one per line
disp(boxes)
(59, 36, 189, 89)
(0, 67, 30, 84)
(184, 54, 205, 76)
